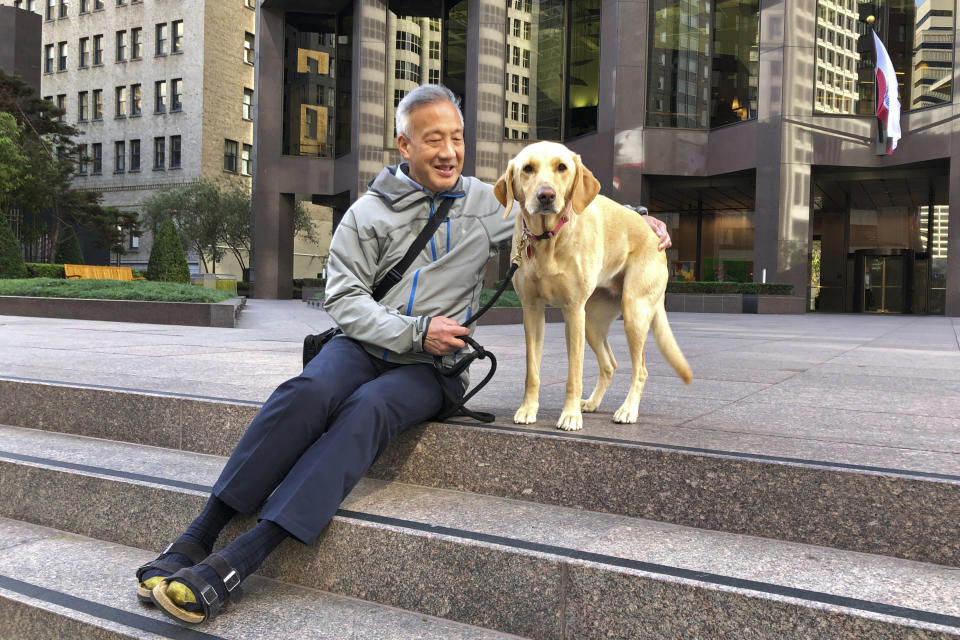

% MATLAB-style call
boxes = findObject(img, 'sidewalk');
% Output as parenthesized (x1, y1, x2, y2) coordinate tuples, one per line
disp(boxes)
(1, 300, 958, 476)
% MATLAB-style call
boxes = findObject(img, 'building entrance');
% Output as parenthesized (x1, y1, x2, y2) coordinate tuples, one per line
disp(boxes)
(811, 161, 949, 315)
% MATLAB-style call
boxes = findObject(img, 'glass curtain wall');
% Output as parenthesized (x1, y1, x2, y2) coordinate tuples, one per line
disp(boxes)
(283, 12, 352, 158)
(384, 1, 466, 145)
(505, 0, 600, 141)
(647, 0, 759, 128)
(814, 0, 954, 115)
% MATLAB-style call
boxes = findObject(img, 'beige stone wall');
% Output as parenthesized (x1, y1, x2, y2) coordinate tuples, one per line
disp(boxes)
(200, 0, 254, 181)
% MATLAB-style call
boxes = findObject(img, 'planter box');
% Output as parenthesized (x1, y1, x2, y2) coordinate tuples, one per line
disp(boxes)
(0, 296, 244, 327)
(666, 293, 805, 314)
(302, 286, 324, 302)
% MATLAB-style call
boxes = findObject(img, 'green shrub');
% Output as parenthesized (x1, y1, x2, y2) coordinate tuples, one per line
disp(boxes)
(479, 288, 521, 307)
(666, 281, 793, 296)
(26, 262, 66, 278)
(0, 277, 234, 302)
(132, 269, 146, 279)
(54, 226, 84, 265)
(0, 219, 28, 279)
(146, 217, 191, 283)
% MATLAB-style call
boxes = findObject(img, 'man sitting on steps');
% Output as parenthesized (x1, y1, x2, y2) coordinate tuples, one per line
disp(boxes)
(136, 83, 672, 625)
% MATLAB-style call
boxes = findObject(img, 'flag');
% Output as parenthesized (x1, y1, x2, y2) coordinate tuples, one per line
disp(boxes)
(872, 30, 901, 154)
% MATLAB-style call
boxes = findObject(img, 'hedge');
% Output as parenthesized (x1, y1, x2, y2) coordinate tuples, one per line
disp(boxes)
(666, 281, 794, 296)
(26, 262, 66, 278)
(0, 220, 28, 279)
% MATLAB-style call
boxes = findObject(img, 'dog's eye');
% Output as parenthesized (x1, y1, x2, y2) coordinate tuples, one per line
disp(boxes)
(522, 164, 534, 174)
(557, 163, 567, 172)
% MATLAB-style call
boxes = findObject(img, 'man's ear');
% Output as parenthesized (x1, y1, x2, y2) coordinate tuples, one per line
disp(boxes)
(397, 134, 410, 161)
(571, 155, 601, 214)
(493, 161, 516, 218)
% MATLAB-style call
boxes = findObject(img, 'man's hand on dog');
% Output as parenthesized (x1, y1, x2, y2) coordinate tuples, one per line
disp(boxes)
(424, 316, 470, 356)
(643, 215, 672, 251)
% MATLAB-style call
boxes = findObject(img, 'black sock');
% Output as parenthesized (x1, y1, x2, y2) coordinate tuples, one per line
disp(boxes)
(180, 520, 290, 606)
(141, 494, 236, 583)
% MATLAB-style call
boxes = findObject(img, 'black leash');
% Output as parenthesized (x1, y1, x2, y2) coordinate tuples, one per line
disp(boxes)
(434, 261, 520, 422)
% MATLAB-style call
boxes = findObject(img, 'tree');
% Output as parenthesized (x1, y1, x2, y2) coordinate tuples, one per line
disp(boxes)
(146, 217, 190, 283)
(0, 112, 27, 214)
(0, 70, 110, 262)
(0, 218, 28, 279)
(143, 179, 321, 274)
(54, 225, 84, 265)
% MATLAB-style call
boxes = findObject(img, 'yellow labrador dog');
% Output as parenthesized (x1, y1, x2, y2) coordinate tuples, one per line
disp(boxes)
(494, 141, 692, 431)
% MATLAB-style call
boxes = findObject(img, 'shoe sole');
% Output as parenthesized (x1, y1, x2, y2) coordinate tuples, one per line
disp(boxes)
(150, 580, 206, 625)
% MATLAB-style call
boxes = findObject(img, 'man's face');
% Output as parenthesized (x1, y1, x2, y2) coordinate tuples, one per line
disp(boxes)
(397, 100, 464, 195)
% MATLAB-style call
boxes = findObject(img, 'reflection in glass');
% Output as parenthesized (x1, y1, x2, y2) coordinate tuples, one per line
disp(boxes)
(647, 1, 712, 128)
(711, 0, 759, 127)
(815, 0, 954, 115)
(505, 0, 599, 141)
(283, 14, 345, 157)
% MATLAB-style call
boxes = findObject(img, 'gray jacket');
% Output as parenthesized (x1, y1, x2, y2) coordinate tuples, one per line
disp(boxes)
(323, 165, 514, 385)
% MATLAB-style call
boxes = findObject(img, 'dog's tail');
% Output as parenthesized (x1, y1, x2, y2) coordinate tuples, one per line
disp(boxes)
(651, 304, 692, 385)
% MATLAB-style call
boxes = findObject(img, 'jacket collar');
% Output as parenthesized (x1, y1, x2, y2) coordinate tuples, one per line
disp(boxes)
(367, 164, 465, 210)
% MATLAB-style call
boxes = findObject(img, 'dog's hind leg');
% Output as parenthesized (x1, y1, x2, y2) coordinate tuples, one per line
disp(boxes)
(582, 291, 620, 413)
(514, 299, 546, 425)
(613, 294, 654, 424)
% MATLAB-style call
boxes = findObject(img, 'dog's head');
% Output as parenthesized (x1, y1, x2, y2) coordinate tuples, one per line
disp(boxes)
(494, 142, 601, 218)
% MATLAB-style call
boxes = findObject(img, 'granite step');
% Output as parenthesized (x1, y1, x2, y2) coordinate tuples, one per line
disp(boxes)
(0, 518, 525, 640)
(1, 377, 958, 567)
(1, 425, 958, 639)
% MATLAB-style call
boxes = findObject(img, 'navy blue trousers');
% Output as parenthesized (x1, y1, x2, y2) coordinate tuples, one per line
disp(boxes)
(212, 336, 461, 545)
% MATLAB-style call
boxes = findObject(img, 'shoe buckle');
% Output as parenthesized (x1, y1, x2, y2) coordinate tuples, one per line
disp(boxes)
(199, 584, 218, 606)
(161, 542, 175, 555)
(223, 569, 240, 592)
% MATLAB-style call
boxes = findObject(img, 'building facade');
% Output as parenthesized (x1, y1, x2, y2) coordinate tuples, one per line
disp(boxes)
(251, 0, 957, 316)
(6, 0, 258, 271)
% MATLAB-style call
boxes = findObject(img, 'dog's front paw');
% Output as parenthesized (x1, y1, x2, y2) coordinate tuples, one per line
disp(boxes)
(514, 405, 539, 424)
(612, 406, 639, 424)
(581, 398, 600, 413)
(557, 411, 583, 431)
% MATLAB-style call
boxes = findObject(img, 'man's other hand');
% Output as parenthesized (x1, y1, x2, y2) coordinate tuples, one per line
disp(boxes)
(424, 316, 470, 356)
(642, 215, 672, 251)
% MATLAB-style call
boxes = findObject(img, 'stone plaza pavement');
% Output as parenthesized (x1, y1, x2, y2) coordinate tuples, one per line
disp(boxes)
(0, 299, 958, 476)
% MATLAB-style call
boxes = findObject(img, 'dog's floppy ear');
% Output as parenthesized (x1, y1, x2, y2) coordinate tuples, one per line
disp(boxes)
(571, 155, 601, 214)
(494, 161, 516, 218)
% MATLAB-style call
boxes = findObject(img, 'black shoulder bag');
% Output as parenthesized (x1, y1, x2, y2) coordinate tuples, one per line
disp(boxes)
(302, 197, 455, 368)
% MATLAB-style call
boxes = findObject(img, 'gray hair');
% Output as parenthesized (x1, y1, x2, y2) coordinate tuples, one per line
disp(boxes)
(395, 84, 463, 139)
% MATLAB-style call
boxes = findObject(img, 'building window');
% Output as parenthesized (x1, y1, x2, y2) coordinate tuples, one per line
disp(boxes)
(77, 143, 88, 174)
(241, 143, 252, 175)
(169, 135, 181, 168)
(116, 30, 127, 61)
(79, 37, 89, 67)
(79, 0, 87, 12)
(91, 143, 102, 174)
(129, 233, 139, 250)
(115, 86, 126, 117)
(245, 0, 255, 8)
(428, 68, 440, 84)
(77, 91, 88, 121)
(170, 78, 182, 111)
(153, 137, 165, 169)
(223, 139, 238, 172)
(242, 88, 253, 120)
(94, 0, 102, 9)
(172, 20, 183, 53)
(129, 138, 140, 171)
(154, 80, 166, 113)
(393, 89, 406, 108)
(56, 94, 66, 121)
(131, 27, 142, 58)
(92, 89, 102, 120)
(58, 0, 66, 18)
(523, 21, 531, 40)
(511, 74, 519, 93)
(512, 18, 520, 37)
(428, 40, 439, 60)
(44, 45, 54, 73)
(131, 84, 141, 115)
(396, 31, 421, 54)
(114, 141, 125, 172)
(511, 46, 519, 66)
(521, 103, 529, 123)
(511, 101, 518, 121)
(45, 0, 54, 20)
(57, 41, 67, 71)
(156, 23, 168, 56)
(93, 34, 103, 65)
(394, 59, 421, 82)
(522, 76, 529, 96)
(244, 32, 255, 64)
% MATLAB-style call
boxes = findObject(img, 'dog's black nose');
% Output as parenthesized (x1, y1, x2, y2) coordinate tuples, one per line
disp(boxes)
(537, 186, 555, 206)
